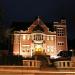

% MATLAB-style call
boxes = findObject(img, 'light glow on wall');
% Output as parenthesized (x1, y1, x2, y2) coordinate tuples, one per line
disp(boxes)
(47, 46, 54, 53)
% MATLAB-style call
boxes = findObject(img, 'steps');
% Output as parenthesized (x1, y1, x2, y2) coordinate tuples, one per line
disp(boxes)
(33, 55, 52, 67)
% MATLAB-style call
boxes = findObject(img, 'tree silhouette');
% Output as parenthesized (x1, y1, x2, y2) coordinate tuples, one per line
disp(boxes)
(0, 7, 7, 50)
(0, 7, 5, 24)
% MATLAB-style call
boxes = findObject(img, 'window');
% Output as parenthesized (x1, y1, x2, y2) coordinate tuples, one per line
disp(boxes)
(58, 42, 64, 46)
(50, 36, 54, 40)
(23, 35, 30, 40)
(28, 35, 30, 40)
(34, 34, 43, 40)
(47, 46, 54, 53)
(57, 28, 65, 36)
(47, 36, 49, 40)
(35, 44, 43, 52)
(23, 35, 26, 40)
(21, 45, 30, 52)
(47, 36, 54, 40)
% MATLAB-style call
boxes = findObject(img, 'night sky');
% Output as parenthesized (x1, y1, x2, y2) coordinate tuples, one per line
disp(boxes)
(0, 0, 75, 39)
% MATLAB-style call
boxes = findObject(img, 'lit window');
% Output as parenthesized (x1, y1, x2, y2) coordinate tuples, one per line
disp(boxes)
(47, 36, 49, 40)
(23, 35, 30, 40)
(34, 34, 43, 40)
(28, 35, 30, 40)
(50, 46, 54, 53)
(21, 45, 30, 53)
(47, 46, 54, 53)
(50, 36, 54, 40)
(35, 44, 43, 53)
(47, 46, 50, 52)
(23, 35, 26, 40)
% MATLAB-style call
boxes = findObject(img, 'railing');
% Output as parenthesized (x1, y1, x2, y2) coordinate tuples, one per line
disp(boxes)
(22, 60, 41, 68)
(55, 61, 72, 68)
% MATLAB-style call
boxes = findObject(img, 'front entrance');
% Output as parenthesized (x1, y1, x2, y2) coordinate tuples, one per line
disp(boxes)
(34, 44, 43, 55)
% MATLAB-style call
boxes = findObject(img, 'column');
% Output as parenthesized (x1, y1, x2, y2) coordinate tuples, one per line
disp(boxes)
(65, 61, 68, 68)
(57, 62, 60, 67)
(28, 60, 30, 67)
(61, 61, 64, 68)
(32, 61, 34, 67)
(35, 61, 37, 67)
(70, 61, 72, 67)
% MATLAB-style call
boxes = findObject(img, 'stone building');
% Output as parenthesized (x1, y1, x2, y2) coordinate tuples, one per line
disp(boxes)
(12, 17, 67, 58)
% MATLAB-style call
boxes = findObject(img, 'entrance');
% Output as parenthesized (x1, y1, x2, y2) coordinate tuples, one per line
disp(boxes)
(34, 44, 43, 55)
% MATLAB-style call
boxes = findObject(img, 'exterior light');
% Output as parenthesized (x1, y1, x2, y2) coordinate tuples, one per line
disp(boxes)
(70, 49, 73, 56)
(70, 49, 73, 51)
(35, 45, 42, 52)
(50, 55, 61, 59)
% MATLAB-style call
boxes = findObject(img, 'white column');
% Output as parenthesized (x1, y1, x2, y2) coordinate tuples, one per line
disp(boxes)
(32, 61, 34, 67)
(61, 61, 64, 68)
(28, 60, 30, 67)
(65, 61, 68, 68)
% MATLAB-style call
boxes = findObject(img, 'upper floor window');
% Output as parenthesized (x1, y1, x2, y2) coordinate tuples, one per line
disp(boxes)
(47, 36, 54, 41)
(34, 34, 43, 40)
(23, 35, 30, 40)
(23, 35, 26, 40)
(58, 42, 64, 46)
(50, 36, 54, 40)
(57, 29, 65, 36)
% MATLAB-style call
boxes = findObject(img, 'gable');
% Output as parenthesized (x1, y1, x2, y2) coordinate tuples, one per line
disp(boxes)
(32, 24, 44, 32)
(27, 17, 49, 33)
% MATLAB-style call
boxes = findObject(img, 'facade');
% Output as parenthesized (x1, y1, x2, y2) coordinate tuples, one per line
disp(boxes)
(1, 17, 75, 75)
(13, 17, 67, 58)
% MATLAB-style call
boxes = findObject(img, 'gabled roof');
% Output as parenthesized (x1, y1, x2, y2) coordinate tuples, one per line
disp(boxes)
(28, 17, 49, 33)
(12, 17, 56, 34)
(32, 24, 44, 32)
(32, 16, 45, 25)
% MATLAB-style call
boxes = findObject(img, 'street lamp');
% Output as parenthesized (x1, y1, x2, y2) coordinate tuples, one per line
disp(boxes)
(70, 49, 73, 56)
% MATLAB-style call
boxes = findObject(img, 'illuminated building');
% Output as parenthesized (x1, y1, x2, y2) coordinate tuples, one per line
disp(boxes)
(12, 17, 67, 58)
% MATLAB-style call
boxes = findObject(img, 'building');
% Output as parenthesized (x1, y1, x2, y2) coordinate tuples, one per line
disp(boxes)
(1, 17, 75, 75)
(12, 17, 67, 58)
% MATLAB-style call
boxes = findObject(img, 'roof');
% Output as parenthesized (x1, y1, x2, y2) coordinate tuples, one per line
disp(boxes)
(11, 17, 56, 32)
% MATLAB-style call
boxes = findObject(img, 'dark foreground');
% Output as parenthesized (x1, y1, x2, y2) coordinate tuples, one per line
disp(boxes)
(0, 66, 75, 75)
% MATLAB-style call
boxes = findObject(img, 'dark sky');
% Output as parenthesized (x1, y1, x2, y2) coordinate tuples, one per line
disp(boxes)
(0, 0, 75, 39)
